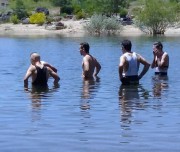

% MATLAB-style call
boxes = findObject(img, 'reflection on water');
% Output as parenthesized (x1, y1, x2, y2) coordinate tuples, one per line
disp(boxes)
(152, 75, 169, 98)
(118, 84, 149, 129)
(30, 85, 49, 109)
(80, 76, 100, 110)
(25, 84, 59, 122)
(26, 84, 59, 109)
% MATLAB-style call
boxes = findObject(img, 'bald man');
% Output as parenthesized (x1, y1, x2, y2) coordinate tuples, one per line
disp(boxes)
(24, 53, 60, 88)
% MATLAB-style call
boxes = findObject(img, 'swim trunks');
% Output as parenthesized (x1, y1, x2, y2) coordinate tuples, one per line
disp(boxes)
(121, 75, 139, 85)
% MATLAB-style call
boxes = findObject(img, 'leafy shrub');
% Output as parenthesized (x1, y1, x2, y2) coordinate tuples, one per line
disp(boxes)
(135, 0, 177, 35)
(103, 17, 121, 34)
(12, 0, 28, 20)
(73, 5, 82, 14)
(84, 14, 121, 35)
(29, 13, 46, 25)
(119, 8, 128, 18)
(84, 14, 106, 34)
(75, 11, 86, 19)
(61, 6, 74, 15)
(13, 9, 29, 20)
(10, 15, 20, 24)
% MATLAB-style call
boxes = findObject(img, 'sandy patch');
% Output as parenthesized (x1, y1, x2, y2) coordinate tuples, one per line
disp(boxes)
(0, 20, 180, 37)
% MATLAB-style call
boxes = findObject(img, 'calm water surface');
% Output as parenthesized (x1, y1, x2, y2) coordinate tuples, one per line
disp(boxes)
(0, 35, 180, 152)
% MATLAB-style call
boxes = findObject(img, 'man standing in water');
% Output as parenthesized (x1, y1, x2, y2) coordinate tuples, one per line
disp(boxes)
(24, 53, 60, 88)
(151, 42, 169, 76)
(79, 42, 101, 79)
(119, 39, 150, 85)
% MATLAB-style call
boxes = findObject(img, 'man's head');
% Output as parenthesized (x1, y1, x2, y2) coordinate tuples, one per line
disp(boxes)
(153, 41, 163, 51)
(153, 42, 163, 57)
(80, 42, 90, 55)
(30, 52, 40, 65)
(121, 40, 132, 52)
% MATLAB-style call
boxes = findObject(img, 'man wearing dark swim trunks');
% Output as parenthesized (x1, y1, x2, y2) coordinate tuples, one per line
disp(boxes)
(24, 53, 60, 88)
(151, 42, 169, 76)
(119, 39, 150, 85)
(79, 42, 101, 79)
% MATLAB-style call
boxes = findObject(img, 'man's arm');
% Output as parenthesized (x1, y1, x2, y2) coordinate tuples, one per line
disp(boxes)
(94, 59, 101, 77)
(24, 66, 33, 88)
(138, 54, 150, 80)
(151, 52, 157, 69)
(119, 55, 126, 80)
(41, 61, 57, 73)
(47, 67, 60, 85)
(82, 58, 90, 77)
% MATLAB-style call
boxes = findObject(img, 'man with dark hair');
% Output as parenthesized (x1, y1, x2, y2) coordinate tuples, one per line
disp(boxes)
(24, 53, 60, 88)
(119, 39, 150, 85)
(151, 41, 169, 76)
(79, 42, 101, 78)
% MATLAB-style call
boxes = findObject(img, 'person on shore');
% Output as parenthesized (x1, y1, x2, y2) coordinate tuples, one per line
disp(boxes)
(151, 42, 169, 76)
(119, 39, 150, 85)
(79, 42, 101, 79)
(24, 52, 60, 88)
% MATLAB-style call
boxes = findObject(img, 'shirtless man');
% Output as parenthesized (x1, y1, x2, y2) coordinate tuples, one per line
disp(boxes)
(119, 39, 150, 85)
(151, 42, 169, 76)
(24, 53, 60, 88)
(79, 42, 101, 78)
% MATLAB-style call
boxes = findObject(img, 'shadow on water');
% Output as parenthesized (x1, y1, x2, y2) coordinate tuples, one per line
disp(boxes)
(80, 76, 100, 110)
(152, 75, 169, 98)
(118, 84, 149, 129)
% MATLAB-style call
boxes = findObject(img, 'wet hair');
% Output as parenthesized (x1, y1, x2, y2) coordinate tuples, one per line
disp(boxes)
(121, 39, 132, 51)
(80, 42, 90, 54)
(153, 41, 163, 50)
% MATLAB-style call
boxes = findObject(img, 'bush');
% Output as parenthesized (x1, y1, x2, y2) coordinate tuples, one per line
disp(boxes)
(12, 0, 28, 20)
(119, 8, 128, 18)
(103, 17, 121, 34)
(61, 6, 74, 15)
(75, 11, 86, 20)
(29, 13, 46, 25)
(84, 14, 105, 34)
(10, 15, 20, 24)
(84, 14, 122, 35)
(135, 0, 177, 35)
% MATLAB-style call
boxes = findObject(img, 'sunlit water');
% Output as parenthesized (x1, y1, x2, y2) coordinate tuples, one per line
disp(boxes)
(0, 35, 180, 152)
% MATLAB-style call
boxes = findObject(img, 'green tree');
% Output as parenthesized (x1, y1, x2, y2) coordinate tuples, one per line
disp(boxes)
(135, 0, 178, 35)
(52, 0, 71, 6)
(12, 0, 28, 19)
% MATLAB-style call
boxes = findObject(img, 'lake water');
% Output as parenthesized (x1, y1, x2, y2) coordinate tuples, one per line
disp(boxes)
(0, 34, 180, 152)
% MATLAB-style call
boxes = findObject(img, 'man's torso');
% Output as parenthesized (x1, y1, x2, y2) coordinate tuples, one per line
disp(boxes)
(82, 54, 96, 78)
(31, 65, 49, 86)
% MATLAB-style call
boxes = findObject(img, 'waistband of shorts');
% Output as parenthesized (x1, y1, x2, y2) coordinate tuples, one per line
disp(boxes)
(155, 72, 167, 76)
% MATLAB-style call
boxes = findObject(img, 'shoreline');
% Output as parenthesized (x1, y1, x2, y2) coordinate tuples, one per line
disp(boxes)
(0, 20, 180, 37)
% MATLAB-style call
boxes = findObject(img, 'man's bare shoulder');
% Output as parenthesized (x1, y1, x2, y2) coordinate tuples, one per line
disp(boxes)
(163, 52, 169, 57)
(83, 55, 90, 62)
(120, 54, 126, 60)
(28, 64, 36, 71)
(41, 60, 48, 65)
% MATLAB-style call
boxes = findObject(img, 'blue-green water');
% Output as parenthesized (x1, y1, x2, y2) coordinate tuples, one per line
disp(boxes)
(0, 35, 180, 152)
